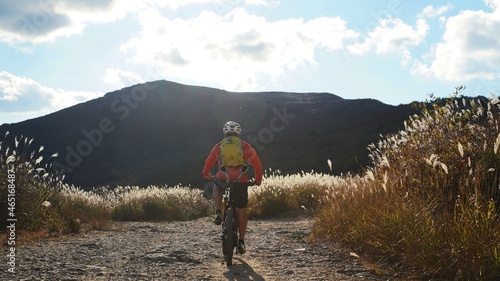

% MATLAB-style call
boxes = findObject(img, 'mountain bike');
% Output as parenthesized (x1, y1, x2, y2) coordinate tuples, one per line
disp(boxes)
(212, 178, 254, 266)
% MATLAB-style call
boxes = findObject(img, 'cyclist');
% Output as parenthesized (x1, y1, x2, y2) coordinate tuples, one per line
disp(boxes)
(202, 121, 262, 254)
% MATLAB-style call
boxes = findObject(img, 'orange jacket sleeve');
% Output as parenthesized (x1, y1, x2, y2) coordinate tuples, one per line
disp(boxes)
(202, 143, 220, 179)
(242, 141, 263, 184)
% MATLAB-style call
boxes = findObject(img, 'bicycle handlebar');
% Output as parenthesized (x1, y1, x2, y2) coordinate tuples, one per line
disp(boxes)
(209, 174, 256, 187)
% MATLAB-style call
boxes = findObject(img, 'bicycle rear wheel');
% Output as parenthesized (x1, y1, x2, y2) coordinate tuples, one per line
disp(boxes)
(224, 208, 235, 266)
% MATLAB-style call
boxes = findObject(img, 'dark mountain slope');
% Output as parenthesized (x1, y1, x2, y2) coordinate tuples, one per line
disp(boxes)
(0, 80, 416, 189)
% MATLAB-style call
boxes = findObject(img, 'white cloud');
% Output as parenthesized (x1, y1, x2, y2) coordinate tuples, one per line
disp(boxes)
(418, 4, 454, 18)
(120, 8, 358, 91)
(0, 0, 217, 46)
(347, 18, 429, 56)
(412, 1, 500, 81)
(0, 0, 118, 45)
(244, 0, 279, 8)
(102, 68, 144, 88)
(485, 0, 500, 10)
(0, 71, 101, 117)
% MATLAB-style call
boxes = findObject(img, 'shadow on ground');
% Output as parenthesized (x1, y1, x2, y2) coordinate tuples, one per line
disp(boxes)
(223, 257, 266, 281)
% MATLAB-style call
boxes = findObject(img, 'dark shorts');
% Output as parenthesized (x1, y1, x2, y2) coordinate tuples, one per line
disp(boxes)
(214, 179, 249, 208)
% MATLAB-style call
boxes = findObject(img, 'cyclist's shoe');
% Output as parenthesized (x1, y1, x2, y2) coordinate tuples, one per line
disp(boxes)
(214, 212, 222, 225)
(237, 240, 246, 254)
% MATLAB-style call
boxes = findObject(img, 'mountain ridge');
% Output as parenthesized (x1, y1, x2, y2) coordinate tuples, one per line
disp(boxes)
(0, 80, 416, 189)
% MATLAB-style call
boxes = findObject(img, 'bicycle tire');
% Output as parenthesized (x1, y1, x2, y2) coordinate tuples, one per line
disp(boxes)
(224, 207, 235, 266)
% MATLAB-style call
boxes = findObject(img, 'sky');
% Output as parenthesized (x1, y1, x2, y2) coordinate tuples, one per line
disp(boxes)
(1, 0, 500, 124)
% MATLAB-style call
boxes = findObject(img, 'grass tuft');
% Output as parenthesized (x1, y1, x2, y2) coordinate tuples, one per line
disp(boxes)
(111, 185, 212, 222)
(247, 170, 337, 217)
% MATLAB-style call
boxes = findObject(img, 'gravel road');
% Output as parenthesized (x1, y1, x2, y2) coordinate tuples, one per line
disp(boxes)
(2, 216, 400, 280)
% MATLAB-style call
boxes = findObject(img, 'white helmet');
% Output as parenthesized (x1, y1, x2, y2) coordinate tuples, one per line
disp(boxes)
(223, 121, 241, 135)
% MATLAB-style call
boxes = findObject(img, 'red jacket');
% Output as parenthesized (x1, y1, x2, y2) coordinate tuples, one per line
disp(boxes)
(202, 139, 262, 184)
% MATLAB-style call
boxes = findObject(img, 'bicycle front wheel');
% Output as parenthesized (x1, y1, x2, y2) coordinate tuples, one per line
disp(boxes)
(224, 207, 235, 266)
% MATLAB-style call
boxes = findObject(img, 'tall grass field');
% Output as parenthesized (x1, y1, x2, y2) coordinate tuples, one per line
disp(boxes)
(1, 88, 500, 280)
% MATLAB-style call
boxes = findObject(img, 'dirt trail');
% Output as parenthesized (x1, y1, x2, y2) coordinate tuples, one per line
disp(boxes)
(3, 216, 397, 280)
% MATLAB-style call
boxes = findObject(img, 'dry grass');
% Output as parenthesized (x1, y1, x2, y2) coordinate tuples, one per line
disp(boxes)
(247, 170, 334, 217)
(312, 89, 500, 280)
(2, 87, 499, 280)
(111, 185, 211, 221)
(0, 134, 210, 234)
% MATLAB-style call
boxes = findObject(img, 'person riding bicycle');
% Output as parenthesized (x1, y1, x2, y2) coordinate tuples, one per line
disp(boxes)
(202, 121, 262, 254)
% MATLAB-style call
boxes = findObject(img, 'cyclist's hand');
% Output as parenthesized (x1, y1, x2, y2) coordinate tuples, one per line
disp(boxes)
(203, 174, 215, 181)
(248, 178, 260, 186)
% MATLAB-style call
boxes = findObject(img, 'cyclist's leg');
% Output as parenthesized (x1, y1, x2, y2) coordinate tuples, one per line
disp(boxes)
(232, 183, 249, 240)
(235, 208, 248, 239)
(213, 179, 225, 210)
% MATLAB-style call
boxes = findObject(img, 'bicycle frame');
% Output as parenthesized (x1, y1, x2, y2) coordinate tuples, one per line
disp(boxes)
(221, 182, 238, 266)
(211, 175, 254, 266)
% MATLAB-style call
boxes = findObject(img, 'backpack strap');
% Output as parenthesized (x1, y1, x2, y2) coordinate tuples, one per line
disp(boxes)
(220, 165, 249, 183)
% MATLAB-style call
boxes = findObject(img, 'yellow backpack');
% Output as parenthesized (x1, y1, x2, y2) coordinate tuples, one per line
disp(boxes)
(219, 136, 244, 167)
